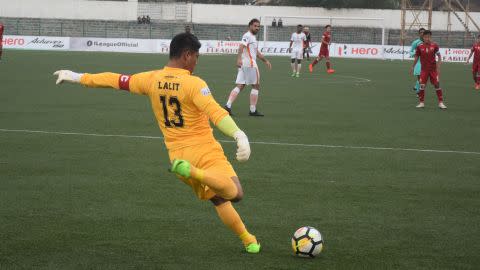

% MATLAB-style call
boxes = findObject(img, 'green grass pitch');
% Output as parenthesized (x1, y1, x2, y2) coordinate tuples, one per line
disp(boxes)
(1, 50, 480, 269)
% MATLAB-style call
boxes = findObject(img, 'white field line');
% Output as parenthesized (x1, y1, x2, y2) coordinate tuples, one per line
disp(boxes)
(1, 128, 479, 156)
(303, 74, 372, 83)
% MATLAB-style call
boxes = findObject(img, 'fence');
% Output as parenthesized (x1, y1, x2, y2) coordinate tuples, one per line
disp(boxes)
(0, 17, 475, 48)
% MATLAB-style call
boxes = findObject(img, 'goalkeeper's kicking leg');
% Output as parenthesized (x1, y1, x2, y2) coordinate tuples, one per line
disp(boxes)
(170, 158, 260, 253)
(211, 196, 260, 254)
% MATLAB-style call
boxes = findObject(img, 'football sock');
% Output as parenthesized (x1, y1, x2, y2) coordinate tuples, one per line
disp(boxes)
(250, 89, 259, 113)
(312, 59, 318, 66)
(190, 166, 238, 200)
(297, 64, 302, 73)
(214, 202, 257, 246)
(435, 88, 444, 102)
(419, 89, 425, 102)
(415, 80, 420, 93)
(291, 63, 296, 73)
(226, 87, 240, 108)
(326, 61, 331, 70)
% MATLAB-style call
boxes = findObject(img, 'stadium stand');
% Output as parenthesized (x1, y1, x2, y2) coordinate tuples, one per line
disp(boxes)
(0, 17, 474, 48)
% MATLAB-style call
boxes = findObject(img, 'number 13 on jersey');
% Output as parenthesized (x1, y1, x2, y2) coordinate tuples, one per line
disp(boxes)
(160, 95, 184, 127)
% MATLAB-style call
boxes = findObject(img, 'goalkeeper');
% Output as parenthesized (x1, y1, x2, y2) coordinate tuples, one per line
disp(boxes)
(410, 28, 425, 94)
(53, 33, 261, 254)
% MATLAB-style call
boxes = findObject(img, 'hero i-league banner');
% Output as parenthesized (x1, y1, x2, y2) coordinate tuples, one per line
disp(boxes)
(1, 35, 472, 62)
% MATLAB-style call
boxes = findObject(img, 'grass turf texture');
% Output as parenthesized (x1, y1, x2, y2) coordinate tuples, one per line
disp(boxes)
(1, 50, 479, 269)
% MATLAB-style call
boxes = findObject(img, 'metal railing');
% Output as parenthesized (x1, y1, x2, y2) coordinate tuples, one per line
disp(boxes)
(0, 17, 475, 48)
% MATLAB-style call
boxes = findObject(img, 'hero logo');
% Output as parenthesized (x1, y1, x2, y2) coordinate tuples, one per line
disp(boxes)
(1, 37, 25, 46)
(338, 45, 379, 56)
(444, 48, 469, 55)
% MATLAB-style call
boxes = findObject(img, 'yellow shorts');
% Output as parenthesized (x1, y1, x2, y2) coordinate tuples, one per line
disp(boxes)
(168, 141, 237, 200)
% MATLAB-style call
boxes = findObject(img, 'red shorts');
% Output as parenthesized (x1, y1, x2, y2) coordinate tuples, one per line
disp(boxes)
(420, 70, 439, 85)
(472, 63, 480, 74)
(319, 46, 329, 57)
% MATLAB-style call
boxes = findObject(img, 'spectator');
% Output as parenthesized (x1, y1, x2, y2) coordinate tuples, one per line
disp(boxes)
(278, 18, 283, 27)
(272, 18, 277, 27)
(146, 15, 151, 24)
(142, 16, 146, 24)
(185, 25, 192, 34)
(137, 16, 142, 24)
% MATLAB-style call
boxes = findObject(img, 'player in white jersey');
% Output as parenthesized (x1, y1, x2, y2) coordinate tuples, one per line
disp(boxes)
(288, 25, 307, 78)
(225, 18, 272, 117)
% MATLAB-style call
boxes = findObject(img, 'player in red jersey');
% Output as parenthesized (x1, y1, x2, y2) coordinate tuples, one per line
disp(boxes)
(466, 34, 480, 90)
(411, 30, 447, 109)
(0, 23, 4, 61)
(309, 25, 335, 74)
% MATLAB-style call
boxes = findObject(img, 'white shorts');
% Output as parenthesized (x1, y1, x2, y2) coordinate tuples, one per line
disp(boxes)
(235, 66, 260, 85)
(291, 49, 303, 60)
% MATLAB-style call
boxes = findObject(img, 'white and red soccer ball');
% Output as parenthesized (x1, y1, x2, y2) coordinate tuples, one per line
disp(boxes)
(291, 226, 324, 258)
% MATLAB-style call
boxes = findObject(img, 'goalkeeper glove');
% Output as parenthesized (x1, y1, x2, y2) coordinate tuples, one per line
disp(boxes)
(53, 70, 83, 84)
(233, 130, 251, 162)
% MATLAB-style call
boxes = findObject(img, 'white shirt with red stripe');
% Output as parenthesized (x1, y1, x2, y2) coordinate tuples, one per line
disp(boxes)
(240, 31, 258, 68)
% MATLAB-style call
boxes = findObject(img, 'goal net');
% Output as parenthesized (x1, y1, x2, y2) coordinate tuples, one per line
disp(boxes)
(260, 15, 386, 59)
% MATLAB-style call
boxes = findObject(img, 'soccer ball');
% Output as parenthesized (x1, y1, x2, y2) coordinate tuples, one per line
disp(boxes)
(291, 226, 323, 258)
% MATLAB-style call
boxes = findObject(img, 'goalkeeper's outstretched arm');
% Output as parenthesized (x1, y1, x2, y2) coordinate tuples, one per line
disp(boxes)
(53, 70, 152, 95)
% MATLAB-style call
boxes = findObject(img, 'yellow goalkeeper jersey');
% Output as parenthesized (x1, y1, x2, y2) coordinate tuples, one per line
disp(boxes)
(80, 66, 228, 150)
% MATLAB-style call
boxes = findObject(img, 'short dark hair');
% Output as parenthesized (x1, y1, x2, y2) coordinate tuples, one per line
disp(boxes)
(423, 30, 432, 36)
(297, 24, 303, 28)
(325, 25, 331, 29)
(419, 27, 426, 33)
(169, 33, 201, 59)
(249, 18, 260, 26)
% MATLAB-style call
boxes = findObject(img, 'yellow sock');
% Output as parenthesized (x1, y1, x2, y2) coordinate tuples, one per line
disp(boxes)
(215, 202, 257, 246)
(239, 231, 257, 246)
